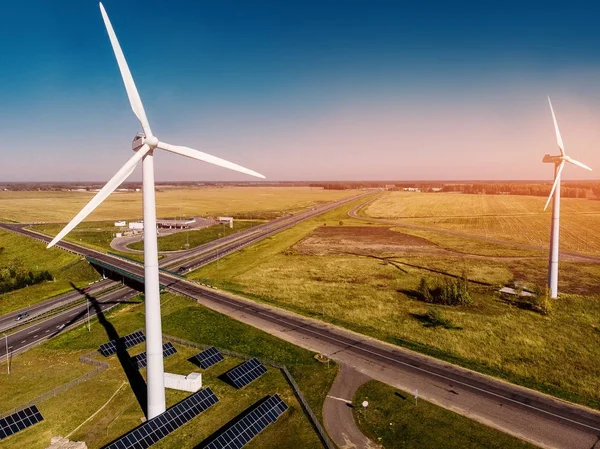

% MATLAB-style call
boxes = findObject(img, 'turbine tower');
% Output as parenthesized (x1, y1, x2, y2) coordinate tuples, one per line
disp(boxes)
(48, 3, 265, 419)
(543, 97, 591, 299)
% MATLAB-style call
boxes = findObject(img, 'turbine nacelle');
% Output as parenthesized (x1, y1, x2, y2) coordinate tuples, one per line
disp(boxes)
(542, 154, 562, 164)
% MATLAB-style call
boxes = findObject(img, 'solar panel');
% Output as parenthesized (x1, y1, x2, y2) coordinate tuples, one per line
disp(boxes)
(131, 342, 177, 370)
(223, 358, 267, 389)
(98, 330, 146, 357)
(103, 387, 219, 449)
(200, 395, 288, 449)
(0, 405, 44, 440)
(192, 346, 224, 370)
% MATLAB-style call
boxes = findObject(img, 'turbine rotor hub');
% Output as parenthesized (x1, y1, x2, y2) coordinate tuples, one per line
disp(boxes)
(145, 135, 159, 149)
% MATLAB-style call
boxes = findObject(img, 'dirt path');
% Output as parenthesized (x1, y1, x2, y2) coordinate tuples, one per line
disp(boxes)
(323, 364, 380, 449)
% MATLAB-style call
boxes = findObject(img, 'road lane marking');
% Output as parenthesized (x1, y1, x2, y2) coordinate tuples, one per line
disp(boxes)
(326, 395, 352, 404)
(27, 327, 41, 335)
(189, 286, 600, 434)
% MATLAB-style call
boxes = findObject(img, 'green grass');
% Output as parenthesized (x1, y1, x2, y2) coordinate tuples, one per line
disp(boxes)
(128, 220, 263, 252)
(0, 230, 100, 316)
(0, 294, 336, 448)
(188, 197, 600, 411)
(352, 380, 535, 449)
(28, 221, 144, 262)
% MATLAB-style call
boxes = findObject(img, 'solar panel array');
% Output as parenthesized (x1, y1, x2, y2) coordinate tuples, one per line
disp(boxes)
(0, 406, 44, 440)
(103, 387, 219, 449)
(192, 346, 224, 370)
(223, 358, 267, 389)
(98, 330, 146, 357)
(131, 342, 177, 369)
(201, 395, 288, 449)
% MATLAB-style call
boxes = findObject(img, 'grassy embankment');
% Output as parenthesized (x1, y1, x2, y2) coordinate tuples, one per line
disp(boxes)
(128, 220, 263, 252)
(0, 293, 336, 449)
(189, 194, 600, 410)
(352, 380, 535, 449)
(0, 230, 99, 316)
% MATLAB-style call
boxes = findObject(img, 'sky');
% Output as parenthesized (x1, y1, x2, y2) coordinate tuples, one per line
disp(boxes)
(2, 0, 600, 182)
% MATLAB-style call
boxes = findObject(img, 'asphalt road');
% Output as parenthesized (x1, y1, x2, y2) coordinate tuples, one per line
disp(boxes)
(2, 195, 600, 448)
(0, 278, 116, 333)
(0, 287, 138, 357)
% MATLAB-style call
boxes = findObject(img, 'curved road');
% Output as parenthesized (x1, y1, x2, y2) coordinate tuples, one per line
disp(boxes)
(2, 196, 600, 448)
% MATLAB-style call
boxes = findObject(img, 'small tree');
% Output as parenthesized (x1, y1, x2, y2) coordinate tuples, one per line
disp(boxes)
(418, 277, 433, 303)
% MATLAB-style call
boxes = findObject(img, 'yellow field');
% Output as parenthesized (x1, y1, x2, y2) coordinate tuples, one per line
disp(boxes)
(363, 192, 600, 255)
(0, 187, 356, 223)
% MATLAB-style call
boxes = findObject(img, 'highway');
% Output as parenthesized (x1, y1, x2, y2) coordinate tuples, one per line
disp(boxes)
(159, 191, 370, 270)
(0, 287, 138, 357)
(0, 193, 369, 331)
(2, 195, 600, 448)
(0, 278, 116, 333)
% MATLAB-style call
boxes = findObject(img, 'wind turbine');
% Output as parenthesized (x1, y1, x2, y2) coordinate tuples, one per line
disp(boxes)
(47, 3, 265, 419)
(543, 97, 591, 299)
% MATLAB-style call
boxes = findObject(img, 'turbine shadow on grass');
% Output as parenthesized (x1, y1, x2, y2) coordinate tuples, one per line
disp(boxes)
(71, 283, 148, 417)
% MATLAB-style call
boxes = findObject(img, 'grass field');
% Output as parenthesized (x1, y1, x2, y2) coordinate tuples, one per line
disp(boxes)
(352, 380, 535, 449)
(0, 293, 336, 448)
(0, 187, 356, 223)
(363, 192, 600, 255)
(0, 229, 100, 316)
(128, 220, 263, 252)
(189, 197, 600, 410)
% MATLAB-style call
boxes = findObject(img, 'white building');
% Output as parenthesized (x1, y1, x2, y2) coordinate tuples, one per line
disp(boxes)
(218, 216, 233, 228)
(163, 372, 202, 392)
(114, 220, 126, 227)
(129, 221, 144, 230)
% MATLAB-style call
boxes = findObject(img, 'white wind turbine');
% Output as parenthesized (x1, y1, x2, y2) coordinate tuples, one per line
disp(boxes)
(47, 3, 265, 419)
(543, 97, 591, 299)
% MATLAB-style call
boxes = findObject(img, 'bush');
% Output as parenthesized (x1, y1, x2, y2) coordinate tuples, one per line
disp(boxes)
(423, 307, 462, 330)
(417, 272, 473, 306)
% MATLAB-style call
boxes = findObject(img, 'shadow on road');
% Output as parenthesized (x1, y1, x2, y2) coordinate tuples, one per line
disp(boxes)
(71, 282, 148, 417)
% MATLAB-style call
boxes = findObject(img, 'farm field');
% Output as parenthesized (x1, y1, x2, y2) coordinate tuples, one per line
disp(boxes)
(352, 380, 535, 449)
(0, 187, 356, 223)
(0, 293, 335, 448)
(362, 192, 600, 255)
(190, 197, 600, 410)
(0, 229, 100, 316)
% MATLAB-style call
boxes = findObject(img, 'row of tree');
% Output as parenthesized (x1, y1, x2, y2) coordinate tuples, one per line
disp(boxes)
(0, 260, 53, 294)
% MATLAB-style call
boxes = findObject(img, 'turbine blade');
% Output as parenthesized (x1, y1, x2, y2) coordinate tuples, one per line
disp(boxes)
(544, 161, 565, 211)
(99, 3, 152, 137)
(547, 97, 565, 156)
(47, 146, 149, 248)
(156, 141, 266, 179)
(565, 157, 593, 171)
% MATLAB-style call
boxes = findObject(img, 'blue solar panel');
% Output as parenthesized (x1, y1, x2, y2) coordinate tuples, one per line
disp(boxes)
(98, 330, 146, 357)
(223, 358, 267, 389)
(192, 347, 224, 370)
(0, 406, 44, 440)
(131, 342, 177, 370)
(103, 388, 219, 449)
(200, 395, 288, 449)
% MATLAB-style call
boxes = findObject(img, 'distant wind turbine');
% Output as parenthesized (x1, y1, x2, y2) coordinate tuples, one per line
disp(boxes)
(542, 97, 591, 299)
(48, 2, 265, 419)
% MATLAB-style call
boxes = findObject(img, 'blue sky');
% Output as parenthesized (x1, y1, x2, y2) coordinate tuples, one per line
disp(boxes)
(1, 1, 600, 181)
